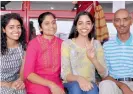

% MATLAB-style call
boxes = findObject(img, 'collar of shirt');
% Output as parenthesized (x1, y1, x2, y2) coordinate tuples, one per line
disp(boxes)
(40, 35, 56, 44)
(115, 33, 132, 46)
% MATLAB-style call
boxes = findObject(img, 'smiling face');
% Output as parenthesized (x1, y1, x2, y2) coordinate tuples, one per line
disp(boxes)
(3, 19, 22, 41)
(40, 14, 57, 37)
(76, 15, 93, 37)
(113, 9, 132, 35)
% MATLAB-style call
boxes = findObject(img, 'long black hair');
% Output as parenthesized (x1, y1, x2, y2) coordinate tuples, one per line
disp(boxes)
(1, 13, 27, 55)
(68, 11, 95, 39)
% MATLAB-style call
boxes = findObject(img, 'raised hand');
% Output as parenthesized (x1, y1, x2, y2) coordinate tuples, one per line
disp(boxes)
(85, 38, 96, 61)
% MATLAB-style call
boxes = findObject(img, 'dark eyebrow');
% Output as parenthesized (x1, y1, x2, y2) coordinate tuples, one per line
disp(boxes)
(9, 25, 21, 27)
(86, 21, 91, 22)
(9, 25, 14, 26)
(123, 17, 131, 19)
(78, 20, 91, 23)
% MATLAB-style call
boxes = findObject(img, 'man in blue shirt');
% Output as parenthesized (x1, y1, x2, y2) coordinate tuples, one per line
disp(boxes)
(99, 9, 133, 94)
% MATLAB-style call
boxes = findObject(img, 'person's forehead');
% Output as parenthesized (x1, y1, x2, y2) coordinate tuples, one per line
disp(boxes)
(115, 10, 129, 18)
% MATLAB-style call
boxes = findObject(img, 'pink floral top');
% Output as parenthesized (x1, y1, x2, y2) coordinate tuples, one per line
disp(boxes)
(24, 35, 63, 94)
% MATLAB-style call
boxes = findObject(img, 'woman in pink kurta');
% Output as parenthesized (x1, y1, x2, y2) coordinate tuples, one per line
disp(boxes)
(24, 12, 64, 94)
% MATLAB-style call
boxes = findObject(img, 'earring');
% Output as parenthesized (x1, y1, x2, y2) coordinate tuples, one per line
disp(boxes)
(76, 28, 78, 31)
(40, 31, 43, 34)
